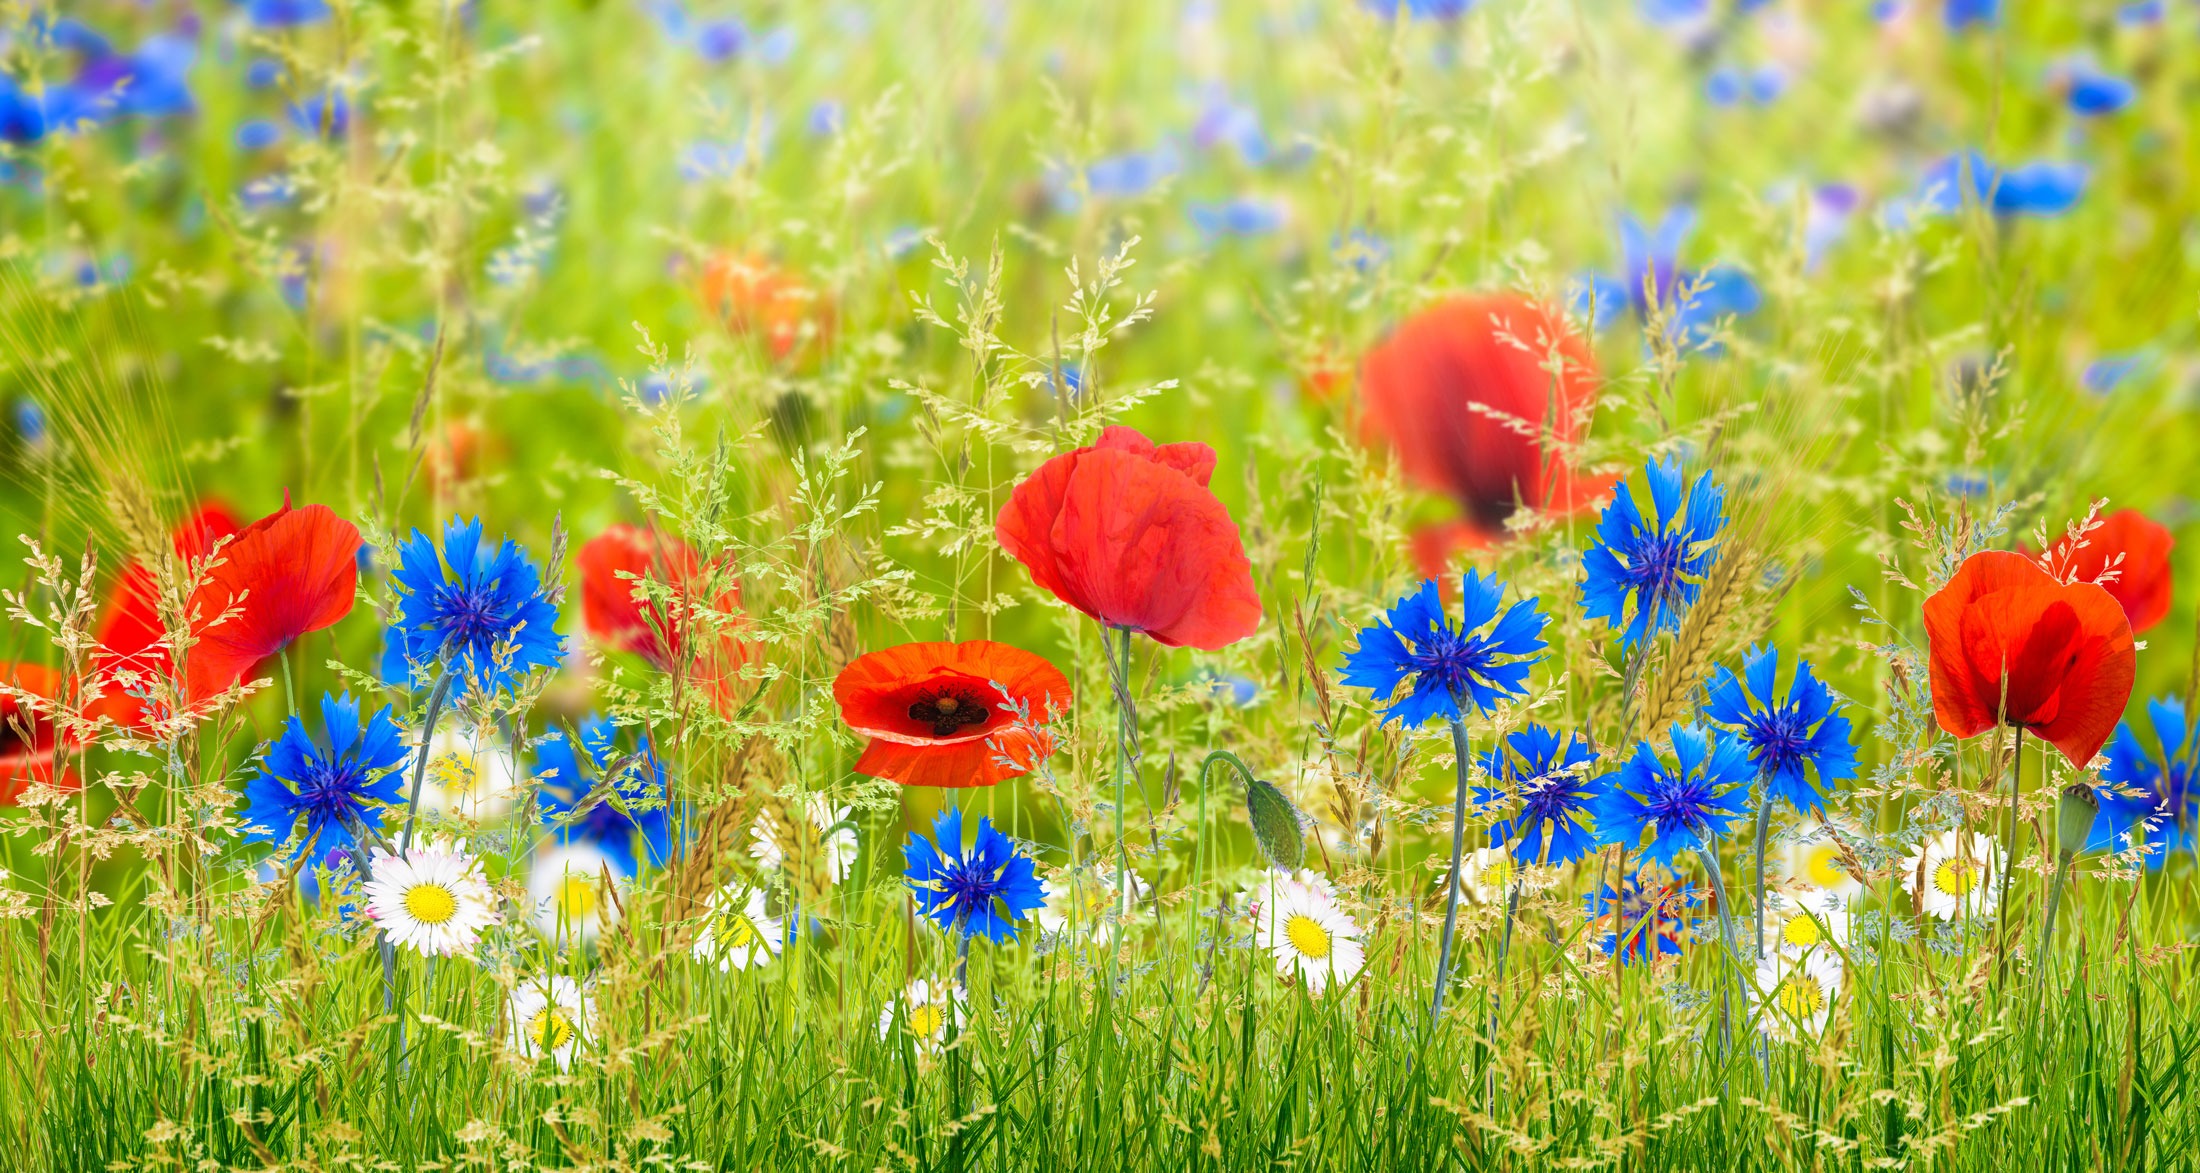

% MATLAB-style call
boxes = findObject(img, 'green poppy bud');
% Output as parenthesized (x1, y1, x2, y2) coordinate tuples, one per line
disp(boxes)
(2056, 783, 2100, 859)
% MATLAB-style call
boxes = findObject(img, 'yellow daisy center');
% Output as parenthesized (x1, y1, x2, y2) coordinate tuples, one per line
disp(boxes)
(557, 874, 600, 919)
(1775, 976, 1826, 1021)
(530, 1008, 575, 1052)
(1933, 857, 1982, 898)
(1284, 913, 1332, 959)
(403, 882, 459, 926)
(908, 1003, 945, 1038)
(1779, 912, 1822, 950)
(717, 913, 759, 950)
(1802, 845, 1846, 889)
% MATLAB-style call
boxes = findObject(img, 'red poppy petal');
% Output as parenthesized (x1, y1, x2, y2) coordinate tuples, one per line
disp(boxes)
(186, 503, 362, 701)
(1046, 448, 1263, 649)
(996, 451, 1083, 607)
(855, 737, 1007, 788)
(2033, 584, 2136, 769)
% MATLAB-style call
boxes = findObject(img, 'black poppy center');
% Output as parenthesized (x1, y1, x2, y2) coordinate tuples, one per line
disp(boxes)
(908, 690, 992, 738)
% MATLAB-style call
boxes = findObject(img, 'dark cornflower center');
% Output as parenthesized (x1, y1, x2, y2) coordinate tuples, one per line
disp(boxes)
(1519, 775, 1581, 828)
(295, 754, 369, 827)
(1647, 772, 1714, 837)
(1625, 530, 1690, 603)
(1747, 704, 1814, 773)
(936, 857, 1011, 924)
(433, 580, 510, 651)
(1407, 627, 1484, 700)
(908, 690, 992, 738)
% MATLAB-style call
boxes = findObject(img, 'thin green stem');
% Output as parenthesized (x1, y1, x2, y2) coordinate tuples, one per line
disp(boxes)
(1431, 713, 1473, 1026)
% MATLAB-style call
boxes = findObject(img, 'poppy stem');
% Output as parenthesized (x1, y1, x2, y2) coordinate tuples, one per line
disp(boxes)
(398, 666, 456, 857)
(1996, 727, 2023, 984)
(1431, 713, 1472, 1028)
(1104, 627, 1139, 922)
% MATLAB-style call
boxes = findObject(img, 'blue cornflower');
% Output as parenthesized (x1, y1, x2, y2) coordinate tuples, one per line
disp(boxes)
(2064, 62, 2136, 117)
(2089, 698, 2200, 866)
(1341, 574, 1549, 727)
(1585, 867, 1698, 965)
(2082, 353, 2149, 395)
(535, 716, 677, 877)
(244, 0, 331, 27)
(1580, 455, 1725, 648)
(239, 694, 408, 859)
(1906, 152, 2087, 220)
(1475, 724, 1603, 864)
(1362, 0, 1474, 18)
(389, 517, 565, 692)
(1702, 647, 1856, 817)
(903, 808, 1045, 943)
(1594, 724, 1755, 867)
(1189, 198, 1287, 239)
(1945, 0, 1998, 27)
(1575, 209, 1760, 348)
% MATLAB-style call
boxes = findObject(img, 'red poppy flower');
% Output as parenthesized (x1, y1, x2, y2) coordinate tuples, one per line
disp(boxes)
(1360, 293, 1608, 545)
(994, 426, 1263, 650)
(2041, 508, 2175, 634)
(577, 524, 753, 674)
(833, 641, 1071, 788)
(89, 503, 241, 728)
(185, 499, 364, 701)
(699, 252, 833, 364)
(1923, 550, 2136, 769)
(0, 662, 71, 804)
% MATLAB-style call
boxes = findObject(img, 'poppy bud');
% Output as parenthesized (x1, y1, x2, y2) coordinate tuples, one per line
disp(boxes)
(2057, 783, 2100, 859)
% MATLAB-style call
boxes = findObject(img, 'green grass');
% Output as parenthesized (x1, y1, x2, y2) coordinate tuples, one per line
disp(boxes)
(5, 0, 2200, 1168)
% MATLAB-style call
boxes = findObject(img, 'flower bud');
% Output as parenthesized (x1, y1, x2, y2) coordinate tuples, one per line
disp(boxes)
(2056, 783, 2100, 858)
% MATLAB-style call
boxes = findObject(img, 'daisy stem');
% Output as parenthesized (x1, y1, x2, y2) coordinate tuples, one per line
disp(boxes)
(1431, 714, 1472, 1027)
(398, 666, 456, 857)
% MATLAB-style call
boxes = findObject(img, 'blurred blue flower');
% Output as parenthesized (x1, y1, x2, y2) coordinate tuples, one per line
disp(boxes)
(679, 140, 748, 181)
(1594, 724, 1755, 867)
(2063, 62, 2136, 117)
(240, 694, 408, 860)
(1085, 147, 1181, 199)
(1702, 647, 1856, 817)
(1189, 197, 1286, 238)
(1905, 152, 2087, 220)
(695, 19, 748, 63)
(13, 396, 48, 447)
(246, 58, 285, 89)
(1803, 183, 1860, 271)
(1946, 472, 1989, 499)
(2083, 353, 2149, 395)
(1575, 209, 1760, 347)
(1476, 724, 1603, 864)
(808, 100, 843, 137)
(236, 119, 282, 151)
(0, 78, 51, 144)
(71, 34, 196, 119)
(1333, 228, 1390, 273)
(1586, 867, 1698, 964)
(1638, 0, 1708, 25)
(1362, 0, 1475, 17)
(1708, 66, 1784, 108)
(903, 807, 1045, 943)
(2119, 0, 2163, 24)
(1341, 574, 1549, 727)
(288, 91, 351, 138)
(244, 0, 332, 26)
(756, 26, 797, 65)
(2089, 697, 2199, 866)
(1193, 91, 1267, 163)
(536, 716, 677, 877)
(389, 517, 565, 692)
(1581, 455, 1725, 649)
(1945, 0, 1998, 27)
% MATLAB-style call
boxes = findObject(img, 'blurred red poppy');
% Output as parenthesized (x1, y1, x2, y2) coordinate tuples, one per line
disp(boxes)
(700, 252, 833, 364)
(1360, 293, 1608, 549)
(89, 503, 241, 728)
(994, 425, 1263, 650)
(0, 662, 71, 804)
(2042, 508, 2175, 634)
(833, 641, 1071, 788)
(185, 499, 364, 701)
(577, 523, 753, 676)
(1923, 550, 2136, 769)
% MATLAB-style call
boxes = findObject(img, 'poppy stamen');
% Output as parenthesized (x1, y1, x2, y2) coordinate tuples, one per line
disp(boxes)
(909, 690, 992, 738)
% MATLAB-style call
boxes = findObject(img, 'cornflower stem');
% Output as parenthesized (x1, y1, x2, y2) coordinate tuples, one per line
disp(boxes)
(1431, 712, 1473, 1027)
(398, 666, 456, 857)
(1693, 839, 1744, 1070)
(1753, 797, 1772, 961)
(954, 931, 972, 996)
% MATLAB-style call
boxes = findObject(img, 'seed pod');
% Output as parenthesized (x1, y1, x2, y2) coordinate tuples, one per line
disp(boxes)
(1246, 777, 1304, 872)
(2056, 783, 2100, 859)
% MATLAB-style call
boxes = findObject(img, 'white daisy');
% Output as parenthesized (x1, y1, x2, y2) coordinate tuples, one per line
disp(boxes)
(750, 797, 860, 884)
(692, 886, 783, 972)
(1765, 886, 1850, 957)
(528, 841, 622, 944)
(1781, 822, 1863, 898)
(505, 975, 593, 1070)
(411, 725, 520, 819)
(1250, 870, 1365, 995)
(876, 978, 967, 1054)
(1901, 831, 2001, 921)
(1754, 948, 1842, 1041)
(1037, 864, 1150, 943)
(1453, 846, 1516, 903)
(363, 839, 499, 958)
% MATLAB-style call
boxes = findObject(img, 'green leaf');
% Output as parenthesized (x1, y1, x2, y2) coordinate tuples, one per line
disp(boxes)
(1246, 777, 1304, 872)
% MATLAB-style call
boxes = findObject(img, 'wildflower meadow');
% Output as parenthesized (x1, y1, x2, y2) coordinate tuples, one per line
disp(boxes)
(4, 0, 2200, 1169)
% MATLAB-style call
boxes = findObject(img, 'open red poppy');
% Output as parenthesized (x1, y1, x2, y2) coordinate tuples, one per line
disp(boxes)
(1923, 550, 2136, 769)
(1, 662, 71, 805)
(833, 641, 1071, 788)
(185, 499, 363, 702)
(89, 503, 241, 728)
(1360, 293, 1608, 546)
(2041, 508, 2175, 634)
(577, 524, 753, 675)
(994, 426, 1263, 650)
